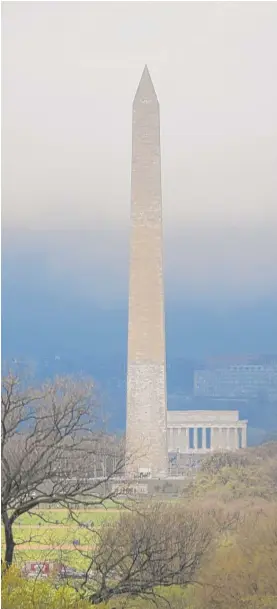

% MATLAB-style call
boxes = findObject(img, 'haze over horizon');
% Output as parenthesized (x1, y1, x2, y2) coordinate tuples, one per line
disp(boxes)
(2, 1, 277, 382)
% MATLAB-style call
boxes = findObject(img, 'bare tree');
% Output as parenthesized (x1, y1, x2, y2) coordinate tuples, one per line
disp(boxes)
(1, 373, 125, 567)
(77, 502, 214, 605)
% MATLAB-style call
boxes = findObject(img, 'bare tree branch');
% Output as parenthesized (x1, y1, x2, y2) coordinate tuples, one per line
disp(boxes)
(1, 372, 126, 567)
(75, 502, 214, 605)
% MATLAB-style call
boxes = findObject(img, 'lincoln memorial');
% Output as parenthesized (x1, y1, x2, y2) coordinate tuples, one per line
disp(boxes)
(167, 410, 247, 454)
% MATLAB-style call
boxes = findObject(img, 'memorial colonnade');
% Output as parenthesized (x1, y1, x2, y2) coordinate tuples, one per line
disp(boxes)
(167, 411, 247, 453)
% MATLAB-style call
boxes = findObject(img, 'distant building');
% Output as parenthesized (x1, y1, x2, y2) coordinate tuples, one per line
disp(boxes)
(167, 410, 247, 453)
(194, 361, 277, 401)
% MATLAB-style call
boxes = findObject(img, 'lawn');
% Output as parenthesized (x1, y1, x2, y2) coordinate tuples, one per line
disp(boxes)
(2, 505, 121, 570)
(14, 508, 120, 526)
(9, 548, 93, 571)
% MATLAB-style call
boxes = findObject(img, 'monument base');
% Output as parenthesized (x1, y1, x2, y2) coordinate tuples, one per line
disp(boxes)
(111, 475, 193, 497)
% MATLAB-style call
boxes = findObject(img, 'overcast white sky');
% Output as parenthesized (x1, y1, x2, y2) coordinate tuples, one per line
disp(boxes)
(2, 1, 277, 231)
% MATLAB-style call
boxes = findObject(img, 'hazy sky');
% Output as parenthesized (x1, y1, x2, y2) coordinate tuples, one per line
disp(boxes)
(3, 1, 277, 230)
(2, 2, 277, 302)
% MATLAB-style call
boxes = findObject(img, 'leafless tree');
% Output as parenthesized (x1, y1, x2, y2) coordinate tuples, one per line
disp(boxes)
(1, 372, 126, 568)
(76, 502, 214, 605)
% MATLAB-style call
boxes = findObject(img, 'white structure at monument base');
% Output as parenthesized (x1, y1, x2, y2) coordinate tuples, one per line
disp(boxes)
(167, 410, 247, 453)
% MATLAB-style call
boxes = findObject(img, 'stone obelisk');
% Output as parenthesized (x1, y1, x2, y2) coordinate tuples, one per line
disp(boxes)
(126, 66, 168, 478)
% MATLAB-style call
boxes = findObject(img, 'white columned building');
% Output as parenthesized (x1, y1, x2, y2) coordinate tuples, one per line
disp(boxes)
(167, 411, 247, 454)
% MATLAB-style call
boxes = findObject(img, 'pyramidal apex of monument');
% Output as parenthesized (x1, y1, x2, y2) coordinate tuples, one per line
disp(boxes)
(133, 65, 159, 105)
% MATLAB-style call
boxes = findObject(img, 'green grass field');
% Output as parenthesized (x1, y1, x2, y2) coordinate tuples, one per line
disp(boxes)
(2, 499, 186, 570)
(15, 509, 120, 526)
(2, 506, 122, 570)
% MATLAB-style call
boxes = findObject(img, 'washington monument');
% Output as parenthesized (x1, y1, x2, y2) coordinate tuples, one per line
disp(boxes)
(126, 66, 168, 478)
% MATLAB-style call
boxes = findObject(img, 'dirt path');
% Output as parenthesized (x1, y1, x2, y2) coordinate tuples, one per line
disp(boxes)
(15, 543, 95, 551)
(33, 508, 121, 513)
(13, 524, 98, 529)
